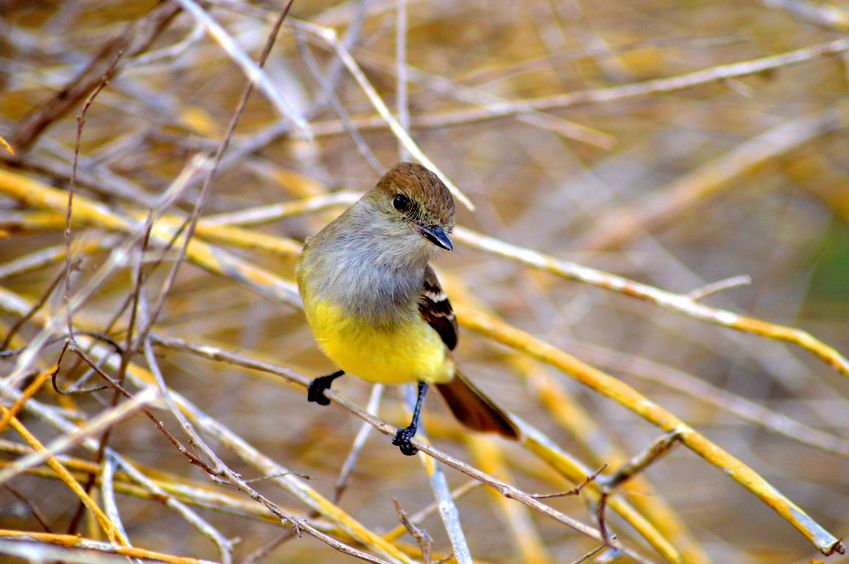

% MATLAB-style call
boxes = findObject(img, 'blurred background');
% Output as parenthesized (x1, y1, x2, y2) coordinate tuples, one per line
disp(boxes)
(1, 0, 849, 562)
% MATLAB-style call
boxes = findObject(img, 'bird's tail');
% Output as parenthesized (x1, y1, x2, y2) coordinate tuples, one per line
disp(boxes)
(435, 370, 519, 440)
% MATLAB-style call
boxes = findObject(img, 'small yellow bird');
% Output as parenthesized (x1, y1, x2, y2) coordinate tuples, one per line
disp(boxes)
(297, 163, 518, 455)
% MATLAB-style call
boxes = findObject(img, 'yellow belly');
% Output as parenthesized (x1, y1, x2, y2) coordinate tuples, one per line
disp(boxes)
(304, 299, 453, 384)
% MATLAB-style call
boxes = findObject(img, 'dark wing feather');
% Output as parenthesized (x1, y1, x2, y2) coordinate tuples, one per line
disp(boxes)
(421, 266, 520, 440)
(418, 265, 458, 350)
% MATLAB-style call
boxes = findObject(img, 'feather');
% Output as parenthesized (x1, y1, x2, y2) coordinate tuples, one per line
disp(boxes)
(418, 265, 458, 350)
(418, 266, 519, 439)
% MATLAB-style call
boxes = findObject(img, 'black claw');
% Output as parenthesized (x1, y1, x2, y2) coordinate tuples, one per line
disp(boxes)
(307, 381, 330, 405)
(392, 426, 419, 456)
(307, 370, 343, 406)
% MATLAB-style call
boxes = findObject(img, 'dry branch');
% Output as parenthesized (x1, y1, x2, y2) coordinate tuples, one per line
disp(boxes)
(456, 304, 844, 556)
(307, 36, 849, 134)
(579, 104, 849, 250)
(0, 530, 212, 564)
(8, 2, 181, 152)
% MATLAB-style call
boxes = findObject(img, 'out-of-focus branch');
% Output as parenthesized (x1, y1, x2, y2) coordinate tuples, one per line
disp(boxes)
(306, 36, 849, 134)
(0, 407, 128, 547)
(454, 226, 849, 378)
(0, 530, 211, 564)
(0, 387, 157, 486)
(291, 18, 474, 210)
(355, 50, 615, 148)
(8, 3, 181, 152)
(561, 337, 849, 459)
(579, 104, 849, 250)
(466, 436, 552, 564)
(762, 0, 849, 30)
(455, 303, 844, 556)
(172, 0, 311, 138)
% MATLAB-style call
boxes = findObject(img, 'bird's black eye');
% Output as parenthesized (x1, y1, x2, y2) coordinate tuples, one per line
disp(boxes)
(393, 194, 411, 212)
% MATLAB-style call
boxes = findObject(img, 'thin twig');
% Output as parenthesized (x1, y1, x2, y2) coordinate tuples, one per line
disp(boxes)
(292, 18, 474, 210)
(0, 531, 212, 564)
(141, 1, 297, 344)
(0, 366, 56, 434)
(296, 34, 383, 172)
(63, 52, 119, 372)
(334, 383, 384, 502)
(70, 345, 221, 476)
(2, 155, 204, 389)
(532, 464, 608, 499)
(0, 387, 158, 486)
(601, 432, 684, 491)
(0, 377, 235, 560)
(68, 210, 155, 536)
(0, 258, 74, 352)
(0, 409, 129, 546)
(383, 479, 481, 542)
(100, 456, 130, 546)
(172, 0, 311, 138)
(2, 485, 52, 533)
(687, 275, 752, 301)
(393, 498, 432, 564)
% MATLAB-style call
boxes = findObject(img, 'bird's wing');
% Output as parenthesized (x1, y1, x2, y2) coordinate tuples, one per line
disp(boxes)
(418, 265, 458, 350)
(421, 266, 519, 439)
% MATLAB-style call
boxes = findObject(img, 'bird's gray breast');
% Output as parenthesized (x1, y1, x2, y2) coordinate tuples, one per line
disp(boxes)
(304, 230, 425, 326)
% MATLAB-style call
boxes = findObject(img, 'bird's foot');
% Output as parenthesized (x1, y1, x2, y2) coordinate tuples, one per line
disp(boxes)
(392, 425, 419, 456)
(307, 370, 343, 406)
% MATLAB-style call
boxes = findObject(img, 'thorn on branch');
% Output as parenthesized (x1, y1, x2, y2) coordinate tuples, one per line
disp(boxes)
(531, 464, 608, 499)
(687, 274, 752, 301)
(600, 429, 684, 491)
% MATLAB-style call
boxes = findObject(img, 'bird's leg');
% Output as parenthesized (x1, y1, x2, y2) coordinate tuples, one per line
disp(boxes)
(392, 382, 429, 456)
(307, 370, 344, 405)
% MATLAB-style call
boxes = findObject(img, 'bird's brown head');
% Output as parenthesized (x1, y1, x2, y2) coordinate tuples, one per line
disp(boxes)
(366, 162, 455, 251)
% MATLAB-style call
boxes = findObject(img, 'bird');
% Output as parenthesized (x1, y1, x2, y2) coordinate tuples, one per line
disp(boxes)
(296, 162, 518, 455)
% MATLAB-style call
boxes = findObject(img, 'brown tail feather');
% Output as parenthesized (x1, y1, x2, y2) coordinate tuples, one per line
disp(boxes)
(435, 371, 519, 440)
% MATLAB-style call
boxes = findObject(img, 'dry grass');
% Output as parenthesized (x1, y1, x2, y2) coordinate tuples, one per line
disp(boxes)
(1, 1, 849, 562)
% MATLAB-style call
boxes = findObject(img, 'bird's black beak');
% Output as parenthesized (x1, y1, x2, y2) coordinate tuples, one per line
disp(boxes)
(419, 225, 453, 251)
